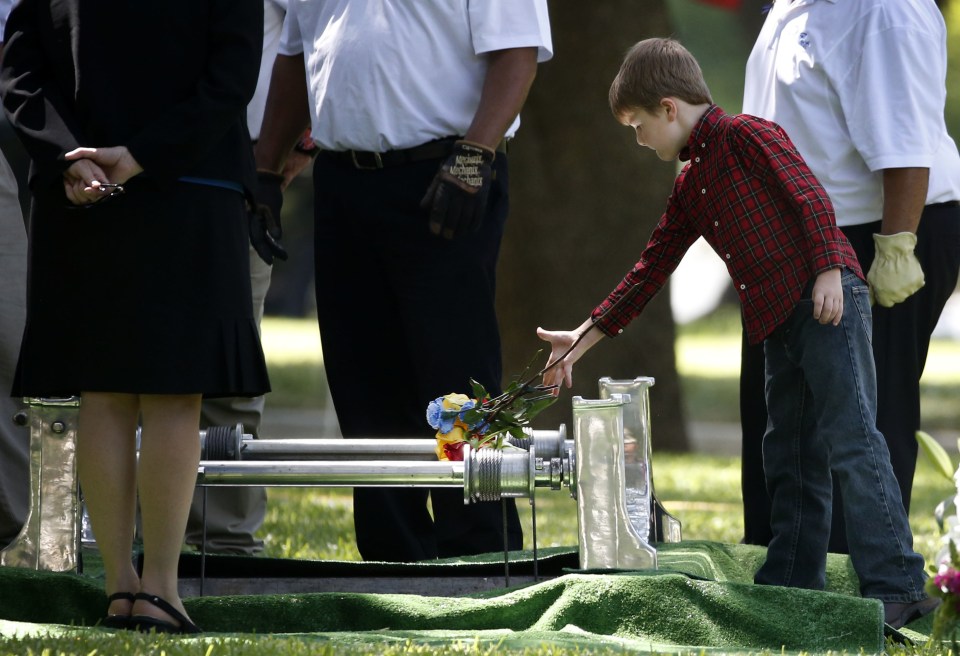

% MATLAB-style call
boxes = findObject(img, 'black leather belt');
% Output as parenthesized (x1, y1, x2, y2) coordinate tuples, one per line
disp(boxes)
(326, 138, 458, 170)
(326, 137, 507, 170)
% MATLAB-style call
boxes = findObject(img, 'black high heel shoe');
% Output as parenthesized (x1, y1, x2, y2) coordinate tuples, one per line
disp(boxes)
(100, 591, 136, 630)
(130, 592, 202, 634)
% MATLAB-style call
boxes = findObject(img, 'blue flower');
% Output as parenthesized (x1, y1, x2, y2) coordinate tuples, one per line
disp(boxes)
(426, 394, 478, 435)
(457, 398, 476, 419)
(426, 397, 446, 431)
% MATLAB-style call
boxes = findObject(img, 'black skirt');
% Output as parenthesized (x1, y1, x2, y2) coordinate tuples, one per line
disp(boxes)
(13, 178, 270, 398)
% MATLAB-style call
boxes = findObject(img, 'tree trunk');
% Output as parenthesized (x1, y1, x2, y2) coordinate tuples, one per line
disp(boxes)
(498, 3, 691, 452)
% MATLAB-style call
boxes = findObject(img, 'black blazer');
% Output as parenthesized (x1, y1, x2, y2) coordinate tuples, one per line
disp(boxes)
(0, 0, 262, 200)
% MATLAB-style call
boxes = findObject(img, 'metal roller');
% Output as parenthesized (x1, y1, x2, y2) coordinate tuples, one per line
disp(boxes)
(199, 424, 569, 463)
(6, 390, 669, 576)
(198, 459, 467, 487)
(503, 425, 567, 460)
(197, 444, 554, 504)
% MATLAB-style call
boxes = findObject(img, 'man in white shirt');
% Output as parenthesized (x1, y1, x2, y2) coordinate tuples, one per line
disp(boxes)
(255, 1, 552, 561)
(739, 0, 960, 554)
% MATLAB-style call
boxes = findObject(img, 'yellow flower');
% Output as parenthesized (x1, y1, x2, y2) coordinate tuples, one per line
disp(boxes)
(435, 425, 466, 461)
(441, 393, 472, 411)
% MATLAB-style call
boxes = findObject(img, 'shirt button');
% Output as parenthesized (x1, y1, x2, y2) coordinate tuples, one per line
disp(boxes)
(695, 157, 701, 163)
(617, 329, 623, 334)
(739, 284, 746, 290)
(701, 189, 707, 194)
(701, 143, 706, 148)
(725, 253, 731, 259)
(714, 221, 719, 227)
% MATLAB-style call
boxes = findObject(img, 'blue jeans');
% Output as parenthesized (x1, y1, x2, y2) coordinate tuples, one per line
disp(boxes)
(754, 270, 927, 602)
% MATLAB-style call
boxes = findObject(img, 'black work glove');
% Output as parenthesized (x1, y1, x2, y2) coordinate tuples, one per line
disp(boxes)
(249, 170, 288, 265)
(420, 140, 495, 239)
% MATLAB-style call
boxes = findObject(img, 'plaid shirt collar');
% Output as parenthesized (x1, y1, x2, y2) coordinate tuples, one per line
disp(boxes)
(679, 104, 723, 163)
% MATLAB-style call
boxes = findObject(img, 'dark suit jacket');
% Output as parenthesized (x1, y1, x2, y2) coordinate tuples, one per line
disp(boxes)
(0, 0, 262, 200)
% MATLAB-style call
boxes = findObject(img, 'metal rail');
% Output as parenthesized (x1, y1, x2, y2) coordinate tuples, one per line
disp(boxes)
(199, 425, 568, 462)
(3, 393, 670, 579)
(198, 442, 565, 504)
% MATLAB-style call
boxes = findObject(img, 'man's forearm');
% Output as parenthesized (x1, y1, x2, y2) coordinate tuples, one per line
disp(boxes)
(880, 167, 929, 234)
(255, 53, 312, 174)
(463, 47, 539, 149)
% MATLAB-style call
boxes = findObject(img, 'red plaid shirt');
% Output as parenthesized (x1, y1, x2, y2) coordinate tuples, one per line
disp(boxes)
(592, 105, 862, 345)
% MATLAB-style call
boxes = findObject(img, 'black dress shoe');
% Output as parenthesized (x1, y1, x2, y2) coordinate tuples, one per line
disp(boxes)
(884, 596, 941, 629)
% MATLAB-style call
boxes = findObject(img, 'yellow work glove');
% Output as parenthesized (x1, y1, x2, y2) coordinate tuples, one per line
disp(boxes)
(867, 232, 925, 307)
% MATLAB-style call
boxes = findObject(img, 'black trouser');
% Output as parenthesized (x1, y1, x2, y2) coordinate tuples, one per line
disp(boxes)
(312, 148, 522, 561)
(741, 202, 960, 549)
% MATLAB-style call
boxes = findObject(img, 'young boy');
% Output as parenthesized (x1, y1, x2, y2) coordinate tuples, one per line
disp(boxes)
(537, 38, 937, 629)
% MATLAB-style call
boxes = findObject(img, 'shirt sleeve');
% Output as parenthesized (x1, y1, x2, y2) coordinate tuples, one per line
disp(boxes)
(278, 1, 304, 57)
(735, 119, 849, 275)
(0, 0, 85, 192)
(247, 0, 286, 139)
(469, 0, 553, 62)
(591, 173, 700, 337)
(835, 11, 944, 171)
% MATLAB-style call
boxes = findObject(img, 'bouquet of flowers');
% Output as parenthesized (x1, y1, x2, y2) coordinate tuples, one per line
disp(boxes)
(425, 315, 611, 461)
(426, 372, 557, 461)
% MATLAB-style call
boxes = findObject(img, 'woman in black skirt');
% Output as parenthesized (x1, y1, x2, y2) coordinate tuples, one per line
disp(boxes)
(0, 0, 270, 632)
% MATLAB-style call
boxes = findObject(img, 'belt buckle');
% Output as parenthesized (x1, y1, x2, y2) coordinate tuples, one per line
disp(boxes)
(350, 150, 384, 170)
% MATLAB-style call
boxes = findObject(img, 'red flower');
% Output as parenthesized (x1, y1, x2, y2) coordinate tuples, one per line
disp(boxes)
(443, 442, 467, 461)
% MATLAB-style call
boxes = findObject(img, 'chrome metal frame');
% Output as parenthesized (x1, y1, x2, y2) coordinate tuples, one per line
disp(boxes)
(1, 384, 676, 580)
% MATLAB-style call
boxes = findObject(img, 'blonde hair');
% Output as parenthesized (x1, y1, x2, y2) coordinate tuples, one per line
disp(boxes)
(609, 38, 713, 118)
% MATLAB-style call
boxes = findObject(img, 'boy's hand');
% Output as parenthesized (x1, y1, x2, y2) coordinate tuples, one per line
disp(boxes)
(812, 268, 843, 326)
(537, 319, 605, 393)
(537, 327, 581, 393)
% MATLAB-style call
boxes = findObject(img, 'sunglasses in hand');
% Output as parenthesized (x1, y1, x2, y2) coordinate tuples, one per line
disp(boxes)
(66, 182, 125, 210)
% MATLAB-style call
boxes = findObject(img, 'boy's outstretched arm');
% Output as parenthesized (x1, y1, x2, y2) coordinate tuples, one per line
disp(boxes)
(537, 318, 605, 393)
(811, 267, 843, 326)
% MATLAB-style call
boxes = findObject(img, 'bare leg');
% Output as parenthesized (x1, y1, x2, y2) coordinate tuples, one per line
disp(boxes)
(77, 392, 141, 617)
(132, 393, 202, 626)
